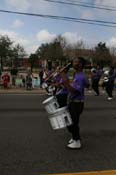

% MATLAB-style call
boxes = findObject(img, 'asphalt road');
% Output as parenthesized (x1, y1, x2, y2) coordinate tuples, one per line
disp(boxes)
(0, 94, 116, 175)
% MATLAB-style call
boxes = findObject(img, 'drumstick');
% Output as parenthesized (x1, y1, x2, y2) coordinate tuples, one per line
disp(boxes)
(59, 62, 71, 73)
(45, 62, 71, 82)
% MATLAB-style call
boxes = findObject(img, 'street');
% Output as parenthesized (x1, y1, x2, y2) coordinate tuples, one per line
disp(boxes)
(0, 94, 116, 175)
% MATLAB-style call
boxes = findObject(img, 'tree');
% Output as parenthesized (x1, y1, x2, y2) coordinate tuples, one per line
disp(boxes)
(63, 40, 86, 61)
(94, 42, 112, 66)
(50, 40, 64, 64)
(0, 35, 13, 71)
(29, 53, 38, 72)
(110, 46, 116, 56)
(11, 44, 26, 68)
(36, 37, 65, 68)
(55, 35, 67, 48)
(36, 43, 51, 60)
(53, 36, 67, 65)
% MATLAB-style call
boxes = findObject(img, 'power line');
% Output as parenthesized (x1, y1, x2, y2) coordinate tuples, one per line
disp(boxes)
(43, 0, 116, 11)
(64, 0, 116, 9)
(0, 9, 116, 28)
(1, 9, 116, 25)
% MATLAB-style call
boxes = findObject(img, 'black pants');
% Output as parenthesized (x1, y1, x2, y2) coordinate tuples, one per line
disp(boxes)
(40, 78, 43, 88)
(92, 79, 100, 95)
(26, 82, 32, 90)
(67, 102, 84, 141)
(105, 81, 114, 98)
(56, 93, 68, 108)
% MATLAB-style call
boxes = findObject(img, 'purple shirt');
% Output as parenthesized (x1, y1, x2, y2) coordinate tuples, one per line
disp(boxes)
(56, 75, 68, 95)
(96, 69, 102, 77)
(109, 69, 116, 81)
(91, 69, 102, 80)
(58, 77, 68, 95)
(114, 69, 116, 79)
(69, 72, 88, 100)
(54, 74, 61, 82)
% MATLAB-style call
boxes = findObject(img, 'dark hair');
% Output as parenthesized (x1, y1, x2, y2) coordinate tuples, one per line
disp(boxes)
(77, 57, 86, 68)
(111, 66, 114, 69)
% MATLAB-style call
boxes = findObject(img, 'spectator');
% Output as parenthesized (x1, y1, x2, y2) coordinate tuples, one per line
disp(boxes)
(2, 72, 10, 89)
(39, 69, 44, 88)
(26, 73, 32, 90)
(22, 75, 26, 88)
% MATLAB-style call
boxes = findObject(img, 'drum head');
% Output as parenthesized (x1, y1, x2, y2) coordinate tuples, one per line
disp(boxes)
(42, 96, 55, 104)
(50, 106, 67, 114)
(42, 82, 48, 88)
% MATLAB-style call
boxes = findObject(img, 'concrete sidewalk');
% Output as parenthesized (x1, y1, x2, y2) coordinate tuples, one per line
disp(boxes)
(0, 87, 46, 94)
(0, 87, 115, 95)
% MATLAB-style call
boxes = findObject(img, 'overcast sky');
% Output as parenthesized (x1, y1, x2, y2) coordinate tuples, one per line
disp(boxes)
(0, 0, 116, 54)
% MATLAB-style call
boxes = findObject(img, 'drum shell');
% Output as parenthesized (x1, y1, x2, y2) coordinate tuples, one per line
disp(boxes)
(42, 96, 59, 114)
(48, 107, 72, 130)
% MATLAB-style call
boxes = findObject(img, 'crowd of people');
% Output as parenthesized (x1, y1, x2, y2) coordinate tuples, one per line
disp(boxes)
(0, 71, 39, 90)
(0, 64, 116, 98)
(40, 63, 116, 101)
(90, 64, 116, 100)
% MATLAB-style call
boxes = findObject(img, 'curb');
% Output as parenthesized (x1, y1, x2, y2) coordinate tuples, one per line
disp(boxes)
(0, 89, 46, 94)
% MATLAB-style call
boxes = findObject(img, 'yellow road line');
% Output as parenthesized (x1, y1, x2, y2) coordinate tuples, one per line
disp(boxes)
(47, 170, 116, 175)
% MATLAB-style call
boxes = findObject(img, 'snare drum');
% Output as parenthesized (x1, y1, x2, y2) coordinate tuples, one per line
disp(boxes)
(48, 107, 72, 130)
(42, 96, 59, 114)
(42, 82, 48, 89)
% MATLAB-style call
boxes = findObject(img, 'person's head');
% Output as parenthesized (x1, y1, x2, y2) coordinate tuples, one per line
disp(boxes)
(73, 57, 86, 71)
(110, 66, 114, 70)
(96, 64, 100, 69)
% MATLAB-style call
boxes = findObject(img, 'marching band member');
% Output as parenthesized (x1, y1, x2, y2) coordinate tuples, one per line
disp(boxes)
(103, 66, 116, 100)
(42, 64, 71, 96)
(102, 70, 109, 90)
(43, 69, 53, 95)
(91, 64, 102, 96)
(60, 57, 89, 149)
(52, 66, 62, 96)
(55, 66, 70, 107)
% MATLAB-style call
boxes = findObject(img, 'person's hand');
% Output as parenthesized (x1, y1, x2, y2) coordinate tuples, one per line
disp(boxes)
(53, 82, 60, 87)
(60, 72, 69, 85)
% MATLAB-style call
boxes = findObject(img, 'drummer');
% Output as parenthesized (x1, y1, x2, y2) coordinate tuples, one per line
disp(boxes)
(60, 57, 89, 149)
(55, 65, 70, 108)
(52, 66, 62, 96)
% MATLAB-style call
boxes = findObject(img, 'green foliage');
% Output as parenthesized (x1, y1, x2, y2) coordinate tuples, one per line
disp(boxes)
(0, 35, 13, 70)
(11, 44, 26, 68)
(36, 36, 66, 65)
(94, 42, 112, 66)
(0, 35, 13, 57)
(0, 35, 26, 70)
(29, 53, 38, 71)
